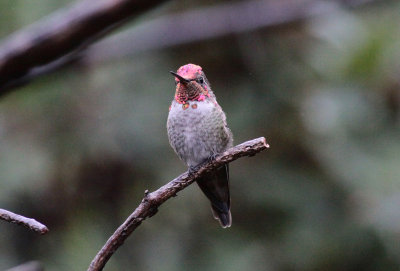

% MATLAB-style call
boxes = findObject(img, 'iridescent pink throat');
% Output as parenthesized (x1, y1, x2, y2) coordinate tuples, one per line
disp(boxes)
(174, 84, 210, 104)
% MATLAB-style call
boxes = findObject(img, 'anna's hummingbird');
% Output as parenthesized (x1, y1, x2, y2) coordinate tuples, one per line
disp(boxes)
(167, 63, 233, 228)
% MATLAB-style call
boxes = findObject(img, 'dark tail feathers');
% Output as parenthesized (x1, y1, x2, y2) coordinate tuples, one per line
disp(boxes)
(196, 164, 231, 228)
(211, 205, 232, 228)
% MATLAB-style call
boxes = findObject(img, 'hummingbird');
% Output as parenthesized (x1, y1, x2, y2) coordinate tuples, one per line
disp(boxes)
(167, 63, 233, 228)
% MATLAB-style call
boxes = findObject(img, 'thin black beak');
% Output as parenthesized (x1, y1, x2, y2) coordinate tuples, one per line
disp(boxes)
(170, 71, 190, 83)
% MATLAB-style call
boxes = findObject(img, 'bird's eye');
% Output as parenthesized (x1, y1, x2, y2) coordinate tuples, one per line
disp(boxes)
(197, 77, 204, 84)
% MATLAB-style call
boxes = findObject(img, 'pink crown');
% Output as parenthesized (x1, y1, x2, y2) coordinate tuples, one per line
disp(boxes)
(177, 64, 202, 79)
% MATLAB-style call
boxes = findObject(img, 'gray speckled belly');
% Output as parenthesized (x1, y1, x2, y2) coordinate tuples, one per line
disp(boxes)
(167, 99, 232, 167)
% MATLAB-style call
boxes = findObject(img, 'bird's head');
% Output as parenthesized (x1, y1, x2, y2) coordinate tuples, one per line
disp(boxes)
(170, 64, 211, 104)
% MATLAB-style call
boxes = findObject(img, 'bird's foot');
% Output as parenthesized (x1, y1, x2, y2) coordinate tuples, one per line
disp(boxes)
(188, 166, 197, 176)
(207, 153, 218, 162)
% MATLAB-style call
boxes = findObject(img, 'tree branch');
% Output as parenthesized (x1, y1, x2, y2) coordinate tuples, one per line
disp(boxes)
(0, 208, 49, 235)
(0, 0, 169, 94)
(87, 137, 269, 271)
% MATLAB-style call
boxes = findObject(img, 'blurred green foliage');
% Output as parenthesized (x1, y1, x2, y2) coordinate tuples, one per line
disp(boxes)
(1, 0, 400, 270)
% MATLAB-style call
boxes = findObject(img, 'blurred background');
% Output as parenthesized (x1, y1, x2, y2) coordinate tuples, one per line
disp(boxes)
(1, 0, 400, 270)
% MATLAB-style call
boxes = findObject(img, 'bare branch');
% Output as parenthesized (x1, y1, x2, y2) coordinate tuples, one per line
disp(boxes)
(0, 0, 169, 94)
(88, 137, 269, 271)
(0, 208, 49, 235)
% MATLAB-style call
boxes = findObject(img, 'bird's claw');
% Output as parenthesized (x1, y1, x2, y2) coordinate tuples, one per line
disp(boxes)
(188, 166, 197, 175)
(207, 153, 218, 162)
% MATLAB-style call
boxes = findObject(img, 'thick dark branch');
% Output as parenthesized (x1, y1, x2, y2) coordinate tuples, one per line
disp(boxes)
(0, 208, 49, 235)
(88, 137, 269, 271)
(0, 0, 168, 94)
